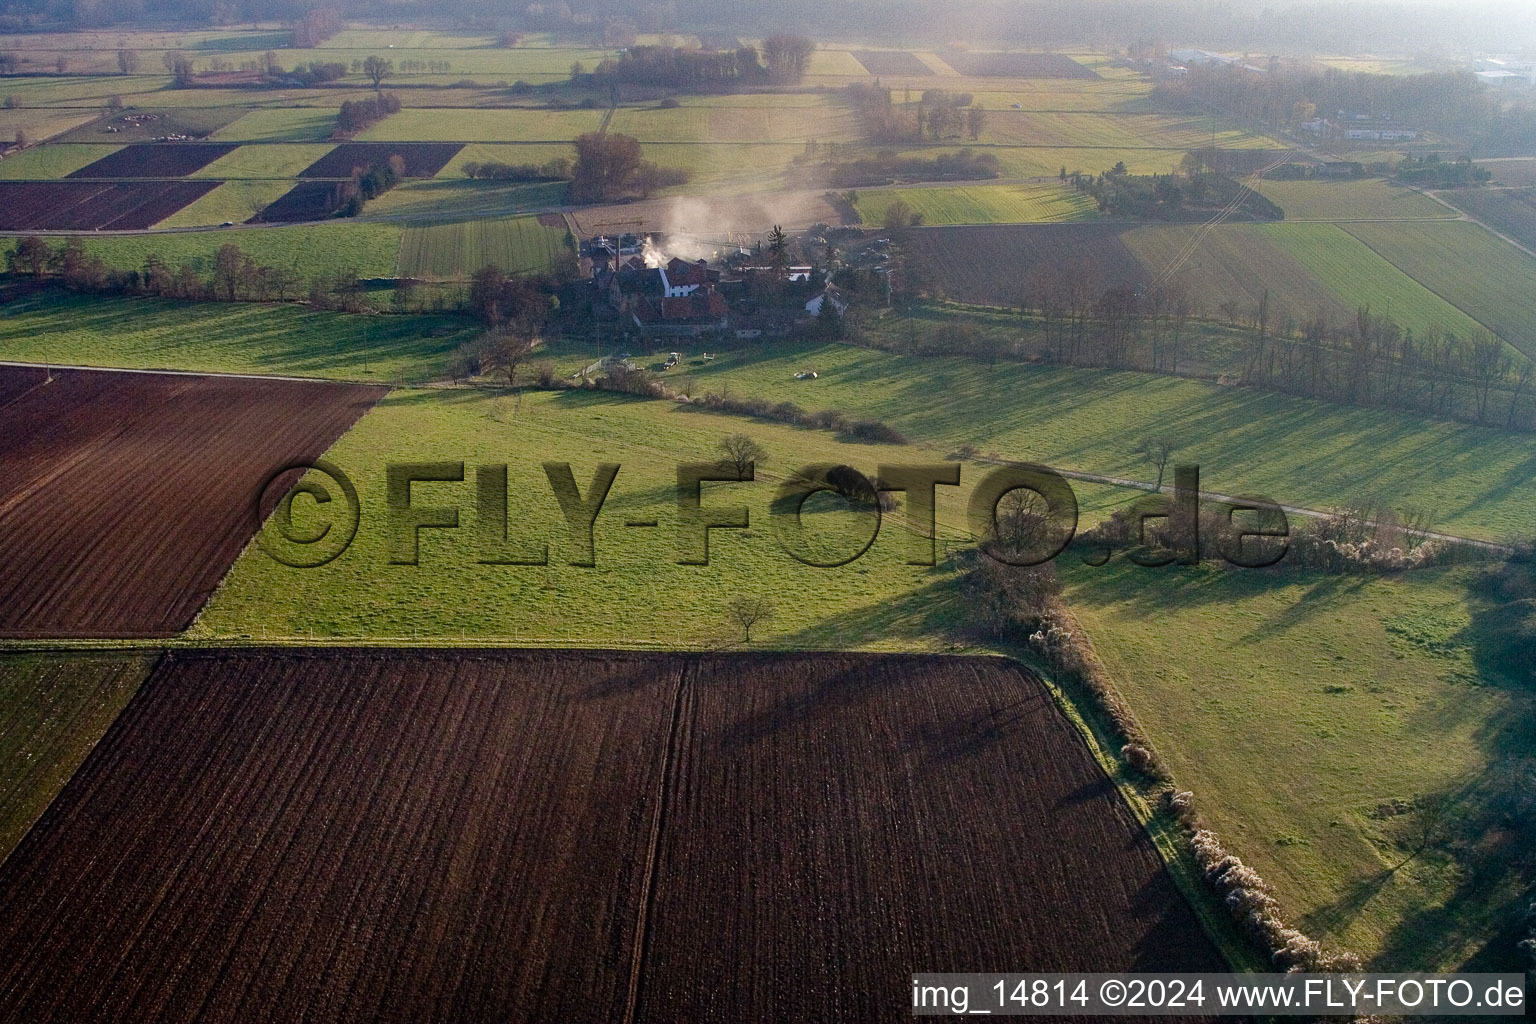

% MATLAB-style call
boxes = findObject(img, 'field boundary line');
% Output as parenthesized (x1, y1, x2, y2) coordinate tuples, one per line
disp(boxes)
(623, 660, 690, 1024)
(1419, 186, 1536, 260)
(1333, 222, 1516, 348)
(0, 360, 385, 386)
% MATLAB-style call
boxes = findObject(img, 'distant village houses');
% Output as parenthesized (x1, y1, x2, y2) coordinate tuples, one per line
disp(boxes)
(588, 236, 841, 340)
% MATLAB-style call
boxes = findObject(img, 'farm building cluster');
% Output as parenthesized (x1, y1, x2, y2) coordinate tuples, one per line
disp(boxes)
(1301, 112, 1421, 142)
(585, 234, 845, 339)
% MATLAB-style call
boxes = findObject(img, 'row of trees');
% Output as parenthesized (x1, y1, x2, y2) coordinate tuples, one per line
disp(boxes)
(462, 157, 571, 181)
(289, 7, 340, 48)
(844, 83, 985, 146)
(1009, 259, 1536, 430)
(1070, 165, 1284, 220)
(789, 146, 1001, 189)
(1154, 62, 1536, 155)
(568, 131, 688, 202)
(587, 45, 769, 92)
(1154, 64, 1490, 137)
(334, 91, 400, 135)
(5, 237, 368, 307)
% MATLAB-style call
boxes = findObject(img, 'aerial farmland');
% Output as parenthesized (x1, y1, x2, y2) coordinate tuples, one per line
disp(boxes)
(1, 2, 1534, 1020)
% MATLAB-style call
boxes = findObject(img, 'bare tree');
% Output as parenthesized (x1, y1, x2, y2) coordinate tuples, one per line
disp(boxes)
(728, 595, 775, 643)
(965, 105, 985, 140)
(719, 433, 767, 477)
(116, 48, 139, 74)
(1395, 792, 1452, 868)
(1135, 436, 1179, 491)
(362, 55, 394, 90)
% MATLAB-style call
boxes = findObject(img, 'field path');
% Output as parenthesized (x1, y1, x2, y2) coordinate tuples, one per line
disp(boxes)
(623, 662, 691, 1024)
(0, 359, 380, 386)
(1420, 186, 1536, 260)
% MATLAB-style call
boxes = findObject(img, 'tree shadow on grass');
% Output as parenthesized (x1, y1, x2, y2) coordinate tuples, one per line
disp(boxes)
(1299, 867, 1398, 940)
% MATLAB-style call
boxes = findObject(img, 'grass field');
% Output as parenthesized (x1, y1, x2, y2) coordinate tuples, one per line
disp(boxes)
(1262, 223, 1490, 337)
(0, 291, 470, 382)
(1123, 223, 1487, 338)
(190, 386, 985, 645)
(853, 183, 1097, 224)
(673, 337, 1536, 542)
(360, 177, 566, 220)
(981, 110, 1278, 150)
(608, 98, 864, 145)
(1435, 188, 1536, 254)
(1063, 560, 1531, 968)
(154, 179, 295, 227)
(0, 652, 151, 861)
(0, 143, 120, 179)
(396, 213, 572, 278)
(18, 220, 406, 280)
(1253, 179, 1456, 221)
(357, 107, 604, 143)
(0, 108, 100, 142)
(210, 107, 339, 142)
(1343, 220, 1536, 358)
(189, 143, 338, 179)
(439, 141, 575, 177)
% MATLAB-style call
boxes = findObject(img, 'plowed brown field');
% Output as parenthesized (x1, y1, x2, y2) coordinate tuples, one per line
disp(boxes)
(0, 366, 382, 637)
(0, 650, 1230, 1023)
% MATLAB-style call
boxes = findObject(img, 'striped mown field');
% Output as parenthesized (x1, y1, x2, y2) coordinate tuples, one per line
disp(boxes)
(396, 213, 572, 279)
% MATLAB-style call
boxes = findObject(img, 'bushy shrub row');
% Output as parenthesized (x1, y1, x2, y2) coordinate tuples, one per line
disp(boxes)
(960, 511, 1358, 973)
(462, 158, 572, 181)
(1178, 806, 1362, 972)
(335, 92, 401, 136)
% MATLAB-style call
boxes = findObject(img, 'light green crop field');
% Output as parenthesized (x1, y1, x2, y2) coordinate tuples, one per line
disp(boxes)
(1261, 223, 1489, 337)
(440, 141, 577, 177)
(190, 143, 338, 179)
(981, 110, 1278, 150)
(1063, 559, 1531, 969)
(0, 74, 160, 105)
(608, 98, 864, 144)
(675, 337, 1536, 541)
(0, 221, 403, 281)
(323, 29, 495, 47)
(356, 107, 604, 142)
(189, 386, 988, 646)
(1124, 222, 1345, 321)
(1343, 220, 1536, 359)
(153, 179, 294, 227)
(992, 146, 1192, 177)
(211, 107, 339, 142)
(1438, 187, 1536, 252)
(854, 183, 1097, 224)
(0, 107, 100, 142)
(396, 214, 572, 278)
(1123, 223, 1486, 338)
(362, 177, 567, 220)
(805, 48, 871, 76)
(0, 291, 472, 382)
(0, 653, 152, 863)
(965, 85, 1154, 112)
(0, 142, 120, 179)
(1253, 179, 1454, 221)
(640, 141, 813, 190)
